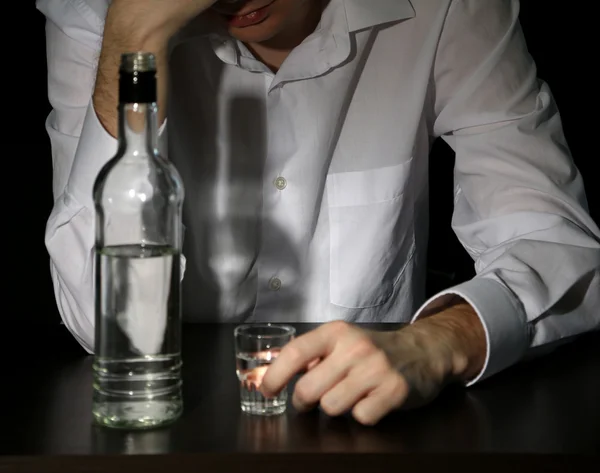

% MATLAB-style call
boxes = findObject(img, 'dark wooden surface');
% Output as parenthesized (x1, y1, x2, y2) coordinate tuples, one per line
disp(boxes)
(1, 323, 598, 472)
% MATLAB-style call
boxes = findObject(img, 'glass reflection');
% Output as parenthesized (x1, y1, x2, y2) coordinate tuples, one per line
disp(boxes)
(92, 426, 174, 454)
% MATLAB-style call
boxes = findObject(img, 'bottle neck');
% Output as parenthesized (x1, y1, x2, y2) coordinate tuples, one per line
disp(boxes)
(117, 102, 158, 156)
(117, 69, 158, 157)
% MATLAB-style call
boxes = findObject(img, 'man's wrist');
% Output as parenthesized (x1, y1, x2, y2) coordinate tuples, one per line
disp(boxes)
(413, 297, 487, 382)
(105, 4, 173, 50)
(93, 23, 169, 138)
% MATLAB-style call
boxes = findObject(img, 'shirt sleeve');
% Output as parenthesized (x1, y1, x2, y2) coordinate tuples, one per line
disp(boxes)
(38, 0, 113, 352)
(38, 0, 176, 353)
(412, 0, 600, 384)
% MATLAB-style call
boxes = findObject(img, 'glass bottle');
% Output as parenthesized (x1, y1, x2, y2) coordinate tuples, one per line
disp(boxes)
(92, 52, 184, 429)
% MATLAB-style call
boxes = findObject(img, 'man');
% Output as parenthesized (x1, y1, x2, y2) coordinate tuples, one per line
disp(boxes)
(38, 0, 599, 425)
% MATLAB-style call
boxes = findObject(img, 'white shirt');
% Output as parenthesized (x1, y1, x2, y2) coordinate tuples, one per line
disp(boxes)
(38, 0, 600, 385)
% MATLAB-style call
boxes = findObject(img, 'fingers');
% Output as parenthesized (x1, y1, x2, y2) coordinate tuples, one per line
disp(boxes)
(261, 324, 338, 397)
(261, 321, 413, 426)
(291, 352, 353, 412)
(352, 376, 409, 426)
(317, 350, 408, 420)
(317, 364, 378, 417)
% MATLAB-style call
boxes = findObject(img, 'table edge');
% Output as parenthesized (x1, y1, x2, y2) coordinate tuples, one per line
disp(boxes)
(1, 452, 593, 473)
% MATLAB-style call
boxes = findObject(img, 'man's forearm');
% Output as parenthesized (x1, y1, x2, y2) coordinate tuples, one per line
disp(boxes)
(93, 9, 170, 138)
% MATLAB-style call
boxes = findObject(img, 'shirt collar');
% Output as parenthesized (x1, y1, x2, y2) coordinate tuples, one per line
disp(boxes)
(170, 0, 416, 68)
(172, 0, 416, 43)
(343, 0, 415, 32)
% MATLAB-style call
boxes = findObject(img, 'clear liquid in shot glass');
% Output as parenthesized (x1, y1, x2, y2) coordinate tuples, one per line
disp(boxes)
(236, 348, 286, 415)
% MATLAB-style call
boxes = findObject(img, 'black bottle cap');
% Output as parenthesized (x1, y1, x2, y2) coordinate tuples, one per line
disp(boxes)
(119, 52, 157, 104)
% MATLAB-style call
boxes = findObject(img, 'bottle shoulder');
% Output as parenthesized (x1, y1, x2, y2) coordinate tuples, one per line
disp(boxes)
(93, 152, 184, 208)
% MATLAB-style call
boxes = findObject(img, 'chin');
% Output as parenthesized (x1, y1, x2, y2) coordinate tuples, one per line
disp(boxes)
(226, 15, 284, 44)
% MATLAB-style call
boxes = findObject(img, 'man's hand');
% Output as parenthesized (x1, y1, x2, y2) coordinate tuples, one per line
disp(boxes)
(261, 300, 487, 426)
(94, 0, 218, 137)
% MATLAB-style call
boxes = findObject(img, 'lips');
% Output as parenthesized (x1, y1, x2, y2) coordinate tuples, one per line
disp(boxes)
(213, 0, 276, 27)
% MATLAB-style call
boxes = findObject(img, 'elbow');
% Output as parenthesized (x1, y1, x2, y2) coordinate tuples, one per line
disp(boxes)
(50, 264, 95, 354)
(45, 201, 96, 354)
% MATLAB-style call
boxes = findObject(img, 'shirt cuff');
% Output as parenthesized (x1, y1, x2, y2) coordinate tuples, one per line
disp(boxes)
(66, 100, 118, 209)
(411, 277, 530, 386)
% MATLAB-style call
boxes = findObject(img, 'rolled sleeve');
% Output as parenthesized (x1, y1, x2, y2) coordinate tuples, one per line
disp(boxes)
(67, 100, 118, 208)
(44, 99, 117, 353)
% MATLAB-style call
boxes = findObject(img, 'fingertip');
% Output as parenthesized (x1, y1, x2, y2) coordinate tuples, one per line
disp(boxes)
(292, 395, 318, 413)
(258, 381, 274, 398)
(351, 404, 380, 426)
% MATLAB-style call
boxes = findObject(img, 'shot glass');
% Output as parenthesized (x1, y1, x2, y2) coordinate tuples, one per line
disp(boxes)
(234, 324, 296, 416)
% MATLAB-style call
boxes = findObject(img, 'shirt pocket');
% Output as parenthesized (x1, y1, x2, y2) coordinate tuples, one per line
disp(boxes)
(326, 158, 415, 309)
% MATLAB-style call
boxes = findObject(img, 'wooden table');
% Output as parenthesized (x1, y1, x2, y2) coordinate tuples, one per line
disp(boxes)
(1, 323, 598, 472)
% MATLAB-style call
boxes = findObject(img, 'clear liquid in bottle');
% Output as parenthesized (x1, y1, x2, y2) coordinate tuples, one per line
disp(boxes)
(93, 244, 182, 429)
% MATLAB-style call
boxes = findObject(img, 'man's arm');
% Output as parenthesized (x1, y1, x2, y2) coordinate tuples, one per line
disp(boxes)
(93, 0, 218, 137)
(38, 0, 216, 352)
(414, 0, 600, 384)
(261, 0, 598, 426)
(38, 0, 111, 351)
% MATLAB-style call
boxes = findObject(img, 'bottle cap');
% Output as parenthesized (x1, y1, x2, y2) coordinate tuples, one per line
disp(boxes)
(120, 52, 157, 73)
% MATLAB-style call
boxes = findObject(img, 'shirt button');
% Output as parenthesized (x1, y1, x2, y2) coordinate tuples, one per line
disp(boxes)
(274, 177, 287, 190)
(269, 277, 282, 291)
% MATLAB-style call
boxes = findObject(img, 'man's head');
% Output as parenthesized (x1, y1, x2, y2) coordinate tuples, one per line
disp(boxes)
(211, 0, 320, 46)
